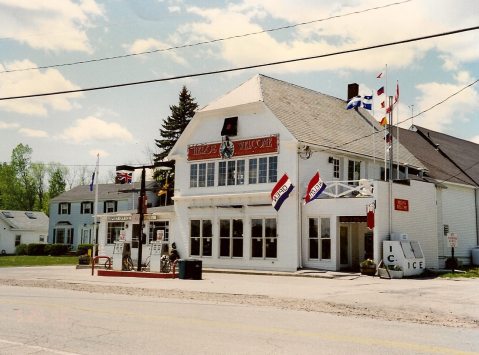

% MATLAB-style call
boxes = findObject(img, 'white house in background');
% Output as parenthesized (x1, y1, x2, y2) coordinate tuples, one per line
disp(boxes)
(0, 210, 48, 254)
(98, 74, 443, 272)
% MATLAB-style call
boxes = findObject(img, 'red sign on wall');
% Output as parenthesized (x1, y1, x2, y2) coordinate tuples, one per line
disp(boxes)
(187, 135, 278, 161)
(394, 198, 409, 212)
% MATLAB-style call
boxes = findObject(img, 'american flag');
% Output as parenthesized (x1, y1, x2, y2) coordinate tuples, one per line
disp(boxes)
(115, 171, 132, 184)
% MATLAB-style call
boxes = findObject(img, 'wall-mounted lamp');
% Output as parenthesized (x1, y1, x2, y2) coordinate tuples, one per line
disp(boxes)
(328, 157, 334, 164)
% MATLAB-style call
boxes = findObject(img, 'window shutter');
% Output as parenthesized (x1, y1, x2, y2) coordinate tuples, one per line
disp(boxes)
(103, 202, 106, 213)
(114, 201, 118, 212)
(58, 204, 61, 215)
(67, 203, 71, 214)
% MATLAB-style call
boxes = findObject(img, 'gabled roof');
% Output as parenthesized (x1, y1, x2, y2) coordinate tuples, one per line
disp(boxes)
(0, 210, 49, 231)
(397, 127, 476, 186)
(198, 74, 424, 169)
(50, 181, 159, 203)
(413, 125, 479, 186)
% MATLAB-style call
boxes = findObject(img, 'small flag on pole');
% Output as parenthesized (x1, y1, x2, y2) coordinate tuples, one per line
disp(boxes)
(346, 96, 362, 110)
(376, 72, 383, 79)
(115, 171, 132, 184)
(362, 96, 372, 110)
(377, 87, 385, 96)
(394, 81, 399, 104)
(379, 117, 388, 126)
(271, 173, 294, 211)
(304, 172, 327, 204)
(89, 172, 95, 192)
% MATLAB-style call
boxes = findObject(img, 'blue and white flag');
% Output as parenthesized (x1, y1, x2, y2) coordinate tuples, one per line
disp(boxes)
(362, 95, 373, 110)
(346, 96, 361, 110)
(271, 173, 294, 211)
(304, 172, 327, 204)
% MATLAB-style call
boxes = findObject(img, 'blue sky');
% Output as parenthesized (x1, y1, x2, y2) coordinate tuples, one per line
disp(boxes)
(0, 0, 478, 182)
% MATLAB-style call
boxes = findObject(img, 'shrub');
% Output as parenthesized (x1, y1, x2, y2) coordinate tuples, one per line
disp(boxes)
(27, 243, 47, 256)
(360, 259, 376, 267)
(15, 244, 28, 255)
(77, 244, 94, 256)
(44, 244, 69, 256)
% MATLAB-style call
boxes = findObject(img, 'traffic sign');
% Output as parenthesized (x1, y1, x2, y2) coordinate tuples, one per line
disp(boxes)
(447, 233, 458, 248)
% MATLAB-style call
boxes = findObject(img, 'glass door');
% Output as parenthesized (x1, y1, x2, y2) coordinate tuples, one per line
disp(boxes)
(340, 225, 351, 268)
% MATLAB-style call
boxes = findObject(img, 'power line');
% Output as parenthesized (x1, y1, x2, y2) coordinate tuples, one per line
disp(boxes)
(1, 25, 478, 102)
(0, 0, 412, 74)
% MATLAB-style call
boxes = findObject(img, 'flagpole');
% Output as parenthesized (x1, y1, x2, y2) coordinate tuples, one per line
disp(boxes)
(94, 154, 99, 245)
(396, 89, 400, 179)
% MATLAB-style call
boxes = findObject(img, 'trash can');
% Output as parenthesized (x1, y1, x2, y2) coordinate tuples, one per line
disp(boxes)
(178, 259, 202, 280)
(472, 247, 479, 266)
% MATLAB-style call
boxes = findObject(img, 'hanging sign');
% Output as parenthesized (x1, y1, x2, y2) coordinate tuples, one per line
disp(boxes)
(188, 135, 278, 160)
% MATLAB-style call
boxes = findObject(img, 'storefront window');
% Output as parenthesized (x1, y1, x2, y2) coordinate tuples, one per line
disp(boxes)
(251, 218, 277, 258)
(107, 222, 124, 244)
(308, 217, 331, 260)
(149, 221, 169, 243)
(190, 219, 212, 257)
(220, 219, 243, 258)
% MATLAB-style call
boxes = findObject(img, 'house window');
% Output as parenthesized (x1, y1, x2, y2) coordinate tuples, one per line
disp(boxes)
(333, 158, 340, 179)
(15, 235, 21, 247)
(251, 218, 277, 258)
(149, 221, 169, 243)
(104, 200, 117, 213)
(348, 160, 361, 185)
(190, 220, 212, 257)
(248, 156, 278, 184)
(308, 217, 331, 260)
(107, 222, 125, 244)
(81, 201, 93, 214)
(218, 160, 245, 186)
(219, 219, 243, 258)
(190, 162, 215, 188)
(53, 222, 73, 245)
(58, 202, 71, 215)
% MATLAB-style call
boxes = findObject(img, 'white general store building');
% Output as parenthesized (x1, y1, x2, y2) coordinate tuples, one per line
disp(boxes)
(98, 75, 452, 271)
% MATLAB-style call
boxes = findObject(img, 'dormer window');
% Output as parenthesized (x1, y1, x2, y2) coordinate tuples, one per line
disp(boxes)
(25, 212, 36, 219)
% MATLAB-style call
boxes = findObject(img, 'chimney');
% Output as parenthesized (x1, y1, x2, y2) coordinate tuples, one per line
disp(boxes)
(347, 83, 359, 101)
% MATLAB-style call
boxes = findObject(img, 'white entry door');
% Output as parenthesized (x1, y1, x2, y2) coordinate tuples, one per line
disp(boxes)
(339, 225, 351, 268)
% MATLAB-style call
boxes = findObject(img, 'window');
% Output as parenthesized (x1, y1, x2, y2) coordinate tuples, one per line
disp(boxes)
(25, 212, 36, 219)
(2, 211, 13, 218)
(81, 202, 93, 214)
(219, 219, 243, 258)
(219, 160, 245, 186)
(104, 200, 117, 213)
(15, 235, 21, 247)
(149, 221, 169, 243)
(251, 218, 277, 258)
(53, 222, 73, 245)
(58, 203, 71, 215)
(107, 222, 125, 244)
(190, 220, 212, 257)
(249, 156, 278, 184)
(39, 236, 45, 243)
(308, 217, 331, 260)
(333, 158, 340, 179)
(190, 162, 215, 188)
(348, 160, 361, 185)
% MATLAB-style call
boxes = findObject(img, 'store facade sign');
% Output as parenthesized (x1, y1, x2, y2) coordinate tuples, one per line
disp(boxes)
(188, 135, 278, 161)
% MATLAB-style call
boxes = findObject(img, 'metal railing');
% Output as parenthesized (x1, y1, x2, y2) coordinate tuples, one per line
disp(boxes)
(321, 179, 374, 198)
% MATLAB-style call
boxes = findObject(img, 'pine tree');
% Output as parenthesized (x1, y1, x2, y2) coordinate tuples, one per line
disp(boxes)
(153, 86, 198, 205)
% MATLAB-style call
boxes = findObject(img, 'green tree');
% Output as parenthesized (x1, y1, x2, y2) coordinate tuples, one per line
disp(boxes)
(31, 163, 48, 213)
(0, 162, 20, 210)
(48, 165, 67, 200)
(153, 86, 198, 205)
(10, 144, 36, 210)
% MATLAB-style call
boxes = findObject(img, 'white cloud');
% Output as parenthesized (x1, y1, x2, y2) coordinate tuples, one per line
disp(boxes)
(0, 121, 20, 129)
(414, 75, 478, 132)
(0, 0, 103, 52)
(59, 116, 134, 144)
(177, 0, 478, 74)
(0, 60, 82, 116)
(124, 38, 187, 65)
(19, 127, 48, 138)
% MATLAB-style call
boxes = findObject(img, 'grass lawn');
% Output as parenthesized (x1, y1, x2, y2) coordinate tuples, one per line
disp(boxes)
(440, 266, 479, 278)
(0, 255, 78, 267)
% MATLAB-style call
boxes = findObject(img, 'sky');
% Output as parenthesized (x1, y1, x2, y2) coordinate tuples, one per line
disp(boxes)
(0, 0, 478, 182)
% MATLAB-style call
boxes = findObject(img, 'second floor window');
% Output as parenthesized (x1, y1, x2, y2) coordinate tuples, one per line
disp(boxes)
(348, 160, 361, 185)
(104, 200, 118, 213)
(81, 202, 94, 214)
(190, 162, 215, 188)
(219, 160, 245, 186)
(58, 203, 71, 215)
(333, 158, 340, 179)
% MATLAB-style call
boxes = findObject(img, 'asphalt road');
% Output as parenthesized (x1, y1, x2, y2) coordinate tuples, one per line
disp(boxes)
(0, 266, 478, 354)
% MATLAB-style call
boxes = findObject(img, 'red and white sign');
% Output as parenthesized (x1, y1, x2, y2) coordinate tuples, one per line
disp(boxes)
(447, 233, 458, 248)
(394, 198, 409, 212)
(188, 135, 278, 161)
